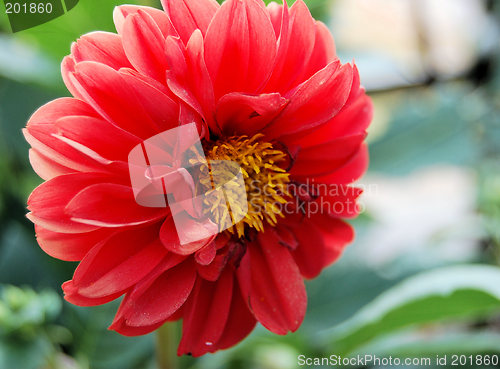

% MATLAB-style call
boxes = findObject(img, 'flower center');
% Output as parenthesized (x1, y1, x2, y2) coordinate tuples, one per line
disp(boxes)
(200, 134, 290, 237)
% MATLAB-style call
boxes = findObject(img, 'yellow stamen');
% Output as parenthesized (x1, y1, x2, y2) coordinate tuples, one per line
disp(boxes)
(198, 134, 290, 237)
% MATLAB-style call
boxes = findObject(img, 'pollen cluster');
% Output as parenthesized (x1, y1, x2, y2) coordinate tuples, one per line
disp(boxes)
(200, 134, 290, 237)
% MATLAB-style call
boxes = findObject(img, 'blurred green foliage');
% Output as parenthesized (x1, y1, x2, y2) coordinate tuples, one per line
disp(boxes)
(0, 1, 499, 369)
(328, 265, 500, 354)
(0, 286, 65, 369)
(1, 1, 161, 60)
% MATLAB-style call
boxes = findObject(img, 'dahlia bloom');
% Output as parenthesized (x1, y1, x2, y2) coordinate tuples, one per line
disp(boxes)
(24, 0, 372, 356)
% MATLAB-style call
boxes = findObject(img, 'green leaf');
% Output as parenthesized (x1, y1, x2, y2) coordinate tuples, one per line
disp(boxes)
(11, 0, 148, 60)
(327, 265, 500, 354)
(303, 259, 404, 334)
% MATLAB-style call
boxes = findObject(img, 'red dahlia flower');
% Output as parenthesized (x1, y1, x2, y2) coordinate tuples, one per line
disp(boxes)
(24, 0, 372, 356)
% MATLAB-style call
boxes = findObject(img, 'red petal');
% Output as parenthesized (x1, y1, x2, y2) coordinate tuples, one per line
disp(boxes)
(287, 219, 325, 279)
(264, 61, 353, 139)
(68, 61, 161, 138)
(216, 92, 288, 136)
(196, 234, 231, 280)
(71, 31, 132, 70)
(274, 226, 298, 250)
(27, 97, 97, 126)
(165, 36, 204, 117)
(29, 149, 73, 181)
(61, 282, 124, 306)
(54, 115, 140, 162)
(204, 0, 277, 98)
(108, 320, 165, 336)
(215, 280, 256, 350)
(27, 173, 114, 233)
(24, 125, 116, 174)
(122, 10, 168, 81)
(118, 66, 178, 102)
(313, 186, 363, 218)
(291, 134, 366, 177)
(267, 2, 283, 37)
(302, 21, 336, 81)
(64, 226, 166, 301)
(317, 217, 354, 265)
(161, 0, 219, 44)
(194, 242, 216, 265)
(159, 214, 216, 255)
(66, 183, 167, 227)
(287, 67, 372, 147)
(304, 93, 373, 146)
(164, 36, 186, 75)
(165, 31, 216, 131)
(61, 56, 84, 100)
(113, 5, 177, 36)
(178, 103, 207, 139)
(185, 30, 216, 130)
(118, 70, 179, 132)
(35, 225, 114, 261)
(237, 231, 306, 334)
(289, 215, 353, 278)
(196, 252, 228, 281)
(308, 143, 369, 185)
(264, 0, 316, 93)
(178, 269, 233, 356)
(111, 258, 195, 331)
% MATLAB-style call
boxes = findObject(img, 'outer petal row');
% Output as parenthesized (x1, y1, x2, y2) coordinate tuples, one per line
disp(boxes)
(238, 231, 307, 335)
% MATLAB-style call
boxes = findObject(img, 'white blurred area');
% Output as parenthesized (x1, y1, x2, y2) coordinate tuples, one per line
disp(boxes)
(355, 167, 483, 267)
(330, 0, 500, 90)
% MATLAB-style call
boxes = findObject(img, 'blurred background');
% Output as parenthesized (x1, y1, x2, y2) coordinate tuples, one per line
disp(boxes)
(1, 0, 500, 368)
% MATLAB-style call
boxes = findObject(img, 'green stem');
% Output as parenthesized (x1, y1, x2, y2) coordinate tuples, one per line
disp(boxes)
(156, 322, 179, 369)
